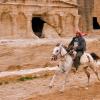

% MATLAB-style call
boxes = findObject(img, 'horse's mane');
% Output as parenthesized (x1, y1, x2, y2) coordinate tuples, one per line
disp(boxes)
(63, 45, 68, 51)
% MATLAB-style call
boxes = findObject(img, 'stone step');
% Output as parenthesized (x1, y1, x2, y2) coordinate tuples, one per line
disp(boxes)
(0, 60, 99, 84)
(0, 67, 58, 84)
(0, 37, 99, 47)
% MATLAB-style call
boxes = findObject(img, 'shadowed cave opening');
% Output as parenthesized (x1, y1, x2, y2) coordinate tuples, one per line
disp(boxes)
(93, 17, 100, 29)
(32, 17, 45, 38)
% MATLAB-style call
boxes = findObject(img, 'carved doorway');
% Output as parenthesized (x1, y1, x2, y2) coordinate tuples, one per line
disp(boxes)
(32, 17, 45, 38)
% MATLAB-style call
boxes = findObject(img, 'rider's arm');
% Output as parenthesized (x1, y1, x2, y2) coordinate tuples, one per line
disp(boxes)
(76, 38, 86, 51)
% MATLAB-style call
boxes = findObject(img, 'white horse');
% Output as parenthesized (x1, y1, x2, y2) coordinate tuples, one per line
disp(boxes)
(49, 43, 100, 91)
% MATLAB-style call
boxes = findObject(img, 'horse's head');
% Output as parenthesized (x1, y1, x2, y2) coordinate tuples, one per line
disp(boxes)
(51, 43, 67, 61)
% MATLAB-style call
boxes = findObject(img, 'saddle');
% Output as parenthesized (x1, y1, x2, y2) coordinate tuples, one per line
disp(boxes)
(68, 49, 83, 70)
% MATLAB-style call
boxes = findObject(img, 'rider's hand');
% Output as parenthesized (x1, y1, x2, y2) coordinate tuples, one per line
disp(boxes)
(73, 46, 77, 50)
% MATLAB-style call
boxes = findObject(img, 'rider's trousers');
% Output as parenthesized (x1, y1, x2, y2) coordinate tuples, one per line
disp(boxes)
(73, 51, 83, 70)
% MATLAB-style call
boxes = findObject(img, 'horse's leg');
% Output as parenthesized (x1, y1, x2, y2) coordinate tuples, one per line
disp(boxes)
(49, 70, 59, 88)
(60, 68, 71, 92)
(49, 73, 56, 88)
(89, 65, 100, 81)
(60, 73, 68, 92)
(84, 66, 90, 86)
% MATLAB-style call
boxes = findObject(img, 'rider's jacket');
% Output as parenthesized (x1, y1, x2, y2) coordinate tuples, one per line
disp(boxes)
(68, 36, 86, 53)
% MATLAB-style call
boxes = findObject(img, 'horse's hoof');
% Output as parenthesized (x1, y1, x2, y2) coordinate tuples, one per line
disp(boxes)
(49, 85, 53, 89)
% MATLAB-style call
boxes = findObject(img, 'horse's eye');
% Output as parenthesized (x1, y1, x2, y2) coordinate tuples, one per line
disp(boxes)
(56, 50, 59, 52)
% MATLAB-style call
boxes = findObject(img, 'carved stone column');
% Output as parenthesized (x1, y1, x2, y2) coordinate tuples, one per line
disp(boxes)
(0, 13, 2, 38)
(27, 15, 38, 39)
(59, 12, 66, 36)
(74, 15, 80, 32)
(12, 14, 19, 38)
(61, 15, 66, 36)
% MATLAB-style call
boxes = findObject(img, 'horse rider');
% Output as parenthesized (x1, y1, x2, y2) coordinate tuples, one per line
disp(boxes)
(67, 30, 86, 70)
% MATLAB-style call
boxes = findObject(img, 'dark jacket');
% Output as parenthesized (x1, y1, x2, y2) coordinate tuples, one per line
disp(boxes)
(68, 36, 86, 53)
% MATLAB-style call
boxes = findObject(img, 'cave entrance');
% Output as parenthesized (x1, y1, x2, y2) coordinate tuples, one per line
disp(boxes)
(32, 17, 45, 38)
(93, 17, 100, 29)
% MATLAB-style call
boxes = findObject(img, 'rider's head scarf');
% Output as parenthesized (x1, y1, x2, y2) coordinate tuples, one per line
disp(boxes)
(75, 30, 87, 36)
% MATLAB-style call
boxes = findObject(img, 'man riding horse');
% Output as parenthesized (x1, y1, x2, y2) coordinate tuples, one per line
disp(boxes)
(67, 31, 86, 70)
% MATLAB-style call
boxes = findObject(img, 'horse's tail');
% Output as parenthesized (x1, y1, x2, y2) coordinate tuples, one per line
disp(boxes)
(90, 52, 100, 61)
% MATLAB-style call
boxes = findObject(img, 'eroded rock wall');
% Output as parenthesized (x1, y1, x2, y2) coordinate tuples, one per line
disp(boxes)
(0, 0, 79, 38)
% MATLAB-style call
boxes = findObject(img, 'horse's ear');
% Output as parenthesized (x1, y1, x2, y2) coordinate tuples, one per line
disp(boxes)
(56, 43, 60, 46)
(56, 43, 63, 47)
(63, 45, 68, 50)
(60, 43, 63, 47)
